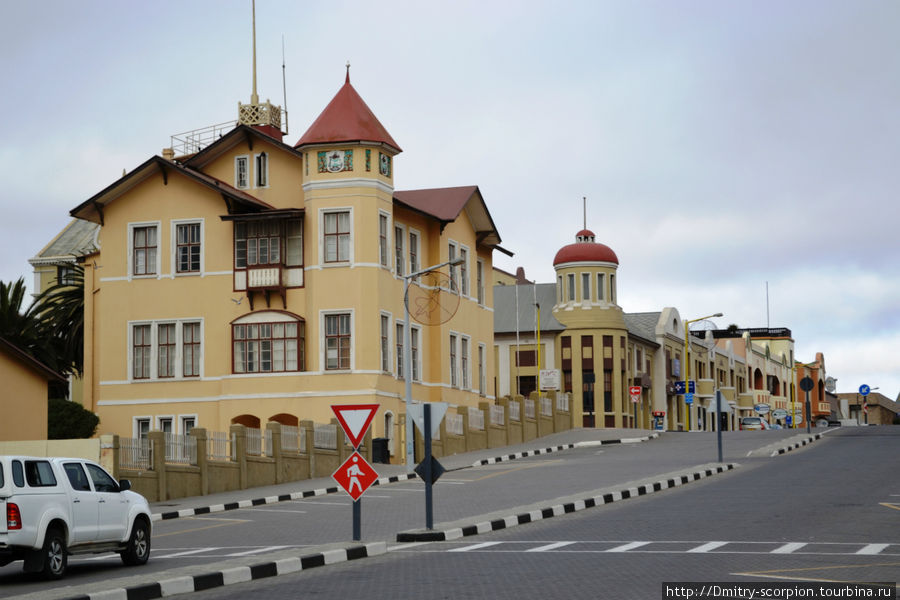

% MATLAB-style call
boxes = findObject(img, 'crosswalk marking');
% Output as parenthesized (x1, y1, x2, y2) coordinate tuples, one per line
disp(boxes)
(856, 543, 889, 555)
(448, 541, 503, 552)
(606, 541, 651, 553)
(688, 541, 729, 553)
(769, 542, 807, 554)
(525, 541, 576, 552)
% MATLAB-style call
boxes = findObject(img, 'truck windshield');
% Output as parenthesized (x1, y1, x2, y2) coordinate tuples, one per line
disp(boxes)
(0, 463, 4, 487)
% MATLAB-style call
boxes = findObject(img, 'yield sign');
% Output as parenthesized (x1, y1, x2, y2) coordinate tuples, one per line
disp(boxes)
(333, 451, 379, 501)
(331, 404, 379, 449)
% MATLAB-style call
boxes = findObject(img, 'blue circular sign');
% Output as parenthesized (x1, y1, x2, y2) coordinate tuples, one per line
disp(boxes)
(859, 384, 871, 396)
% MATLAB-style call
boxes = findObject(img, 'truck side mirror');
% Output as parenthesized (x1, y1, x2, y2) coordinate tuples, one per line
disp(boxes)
(118, 479, 132, 491)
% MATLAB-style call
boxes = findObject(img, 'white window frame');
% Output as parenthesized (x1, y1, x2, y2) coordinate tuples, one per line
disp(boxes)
(254, 152, 269, 188)
(171, 219, 204, 276)
(597, 273, 605, 302)
(610, 274, 617, 304)
(448, 241, 459, 293)
(180, 415, 198, 435)
(156, 416, 175, 434)
(235, 155, 249, 189)
(567, 273, 575, 302)
(411, 325, 421, 382)
(128, 318, 204, 381)
(459, 245, 470, 297)
(380, 312, 391, 373)
(395, 321, 405, 379)
(320, 309, 354, 372)
(478, 342, 486, 396)
(476, 259, 485, 305)
(557, 275, 563, 303)
(408, 228, 421, 280)
(134, 417, 151, 439)
(378, 211, 390, 268)
(394, 223, 406, 277)
(128, 221, 161, 279)
(460, 335, 471, 390)
(319, 207, 353, 266)
(581, 272, 591, 302)
(449, 332, 459, 388)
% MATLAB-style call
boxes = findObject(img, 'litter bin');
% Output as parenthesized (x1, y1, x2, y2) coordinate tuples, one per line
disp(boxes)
(372, 438, 390, 464)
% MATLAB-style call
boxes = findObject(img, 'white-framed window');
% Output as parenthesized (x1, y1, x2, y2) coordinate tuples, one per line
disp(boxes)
(461, 336, 470, 390)
(129, 318, 203, 381)
(128, 222, 160, 278)
(394, 224, 405, 276)
(408, 229, 420, 279)
(321, 209, 352, 264)
(581, 272, 591, 302)
(476, 259, 484, 305)
(459, 246, 469, 297)
(478, 343, 486, 396)
(378, 212, 389, 267)
(173, 220, 203, 275)
(448, 242, 459, 293)
(156, 416, 174, 434)
(396, 322, 405, 379)
(232, 317, 304, 373)
(180, 415, 197, 435)
(255, 152, 269, 187)
(134, 417, 151, 440)
(557, 275, 563, 303)
(235, 155, 249, 189)
(380, 314, 390, 372)
(322, 310, 353, 371)
(450, 333, 458, 388)
(567, 273, 575, 301)
(597, 273, 605, 301)
(411, 325, 421, 381)
(610, 274, 616, 304)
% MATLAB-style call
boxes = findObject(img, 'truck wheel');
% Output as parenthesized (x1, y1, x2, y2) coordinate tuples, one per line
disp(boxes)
(120, 519, 151, 566)
(40, 527, 67, 580)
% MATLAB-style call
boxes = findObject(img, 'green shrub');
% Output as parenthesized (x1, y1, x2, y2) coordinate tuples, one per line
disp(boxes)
(48, 397, 99, 439)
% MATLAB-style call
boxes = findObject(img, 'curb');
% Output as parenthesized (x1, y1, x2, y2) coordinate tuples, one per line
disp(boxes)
(153, 474, 417, 522)
(471, 432, 660, 467)
(769, 432, 825, 457)
(396, 462, 736, 542)
(57, 542, 386, 600)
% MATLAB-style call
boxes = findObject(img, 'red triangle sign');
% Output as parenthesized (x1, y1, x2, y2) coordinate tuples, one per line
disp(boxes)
(331, 404, 379, 449)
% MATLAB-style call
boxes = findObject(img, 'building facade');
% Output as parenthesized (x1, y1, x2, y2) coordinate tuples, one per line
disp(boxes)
(69, 73, 502, 460)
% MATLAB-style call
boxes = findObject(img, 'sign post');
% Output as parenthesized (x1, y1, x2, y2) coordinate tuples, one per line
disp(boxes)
(800, 377, 814, 434)
(859, 384, 871, 425)
(331, 404, 379, 541)
(411, 403, 446, 530)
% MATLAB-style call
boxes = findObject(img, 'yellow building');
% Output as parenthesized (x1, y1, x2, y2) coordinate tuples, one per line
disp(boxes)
(68, 72, 503, 461)
(0, 337, 65, 441)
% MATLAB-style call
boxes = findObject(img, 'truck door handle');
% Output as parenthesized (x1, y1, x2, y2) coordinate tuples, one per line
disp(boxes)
(73, 498, 81, 503)
(99, 498, 106, 503)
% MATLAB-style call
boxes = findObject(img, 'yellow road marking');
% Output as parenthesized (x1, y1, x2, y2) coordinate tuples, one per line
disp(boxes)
(879, 502, 900, 511)
(154, 517, 251, 538)
(734, 562, 900, 587)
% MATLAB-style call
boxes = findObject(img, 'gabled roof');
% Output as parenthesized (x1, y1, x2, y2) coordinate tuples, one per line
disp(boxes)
(493, 283, 566, 334)
(29, 219, 100, 265)
(393, 185, 502, 248)
(295, 73, 401, 153)
(183, 124, 302, 169)
(70, 156, 274, 224)
(624, 312, 662, 347)
(0, 336, 65, 383)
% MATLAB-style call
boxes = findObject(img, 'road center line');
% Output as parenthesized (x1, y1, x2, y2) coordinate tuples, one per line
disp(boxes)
(526, 541, 576, 552)
(771, 542, 807, 554)
(448, 542, 503, 552)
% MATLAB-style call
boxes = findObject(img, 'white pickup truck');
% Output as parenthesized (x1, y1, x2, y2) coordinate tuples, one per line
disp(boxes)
(0, 456, 152, 579)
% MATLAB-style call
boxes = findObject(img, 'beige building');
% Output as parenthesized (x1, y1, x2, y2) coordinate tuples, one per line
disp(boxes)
(0, 337, 65, 441)
(68, 72, 503, 462)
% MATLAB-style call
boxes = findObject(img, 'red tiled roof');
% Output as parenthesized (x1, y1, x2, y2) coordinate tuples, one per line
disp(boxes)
(393, 185, 479, 222)
(295, 74, 401, 152)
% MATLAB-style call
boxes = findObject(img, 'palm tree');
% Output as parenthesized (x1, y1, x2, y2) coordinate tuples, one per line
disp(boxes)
(0, 277, 43, 355)
(31, 264, 85, 377)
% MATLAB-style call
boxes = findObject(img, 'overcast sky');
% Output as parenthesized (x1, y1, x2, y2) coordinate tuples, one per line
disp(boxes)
(1, 0, 897, 401)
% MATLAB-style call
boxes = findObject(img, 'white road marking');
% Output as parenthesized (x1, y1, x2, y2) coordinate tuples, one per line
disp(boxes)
(153, 547, 220, 559)
(688, 541, 729, 553)
(856, 543, 890, 555)
(226, 545, 289, 556)
(605, 541, 651, 553)
(771, 542, 807, 554)
(387, 542, 432, 552)
(526, 541, 576, 552)
(448, 541, 503, 552)
(252, 508, 308, 514)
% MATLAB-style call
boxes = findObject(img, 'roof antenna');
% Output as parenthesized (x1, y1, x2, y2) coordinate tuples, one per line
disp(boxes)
(251, 0, 259, 105)
(281, 34, 289, 134)
(583, 196, 587, 230)
(345, 60, 351, 83)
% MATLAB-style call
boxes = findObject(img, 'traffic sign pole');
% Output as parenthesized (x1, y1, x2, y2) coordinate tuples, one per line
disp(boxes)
(424, 404, 434, 530)
(353, 498, 361, 541)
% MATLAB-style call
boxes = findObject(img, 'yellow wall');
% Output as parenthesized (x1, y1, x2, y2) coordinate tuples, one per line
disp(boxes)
(0, 351, 49, 441)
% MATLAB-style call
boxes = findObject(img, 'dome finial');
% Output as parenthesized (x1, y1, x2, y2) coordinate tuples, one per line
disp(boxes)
(345, 60, 351, 84)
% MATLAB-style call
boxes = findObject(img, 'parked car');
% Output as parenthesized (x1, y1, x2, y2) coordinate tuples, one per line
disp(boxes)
(740, 417, 765, 430)
(0, 456, 151, 579)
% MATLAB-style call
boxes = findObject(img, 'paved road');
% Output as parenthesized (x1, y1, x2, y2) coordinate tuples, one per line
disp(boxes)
(178, 427, 900, 600)
(0, 427, 846, 599)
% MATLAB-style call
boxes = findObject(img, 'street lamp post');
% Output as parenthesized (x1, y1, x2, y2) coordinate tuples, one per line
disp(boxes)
(683, 312, 723, 431)
(404, 256, 464, 470)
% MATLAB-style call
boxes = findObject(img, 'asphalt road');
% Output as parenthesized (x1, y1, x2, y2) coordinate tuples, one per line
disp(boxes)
(171, 428, 900, 599)
(5, 427, 891, 599)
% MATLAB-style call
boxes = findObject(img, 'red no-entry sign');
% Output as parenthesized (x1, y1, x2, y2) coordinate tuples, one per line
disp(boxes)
(333, 451, 379, 501)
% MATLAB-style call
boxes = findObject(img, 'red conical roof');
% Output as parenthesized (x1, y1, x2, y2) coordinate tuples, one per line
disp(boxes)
(295, 72, 401, 152)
